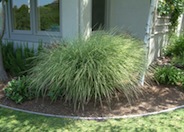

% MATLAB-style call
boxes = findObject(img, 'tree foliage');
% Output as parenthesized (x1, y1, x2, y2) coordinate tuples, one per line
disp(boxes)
(157, 0, 184, 31)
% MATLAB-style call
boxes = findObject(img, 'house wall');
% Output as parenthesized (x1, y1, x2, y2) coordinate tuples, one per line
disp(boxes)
(63, 0, 92, 40)
(62, 0, 80, 39)
(109, 0, 150, 40)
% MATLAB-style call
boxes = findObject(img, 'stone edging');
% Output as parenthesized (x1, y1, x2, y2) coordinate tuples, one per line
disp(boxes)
(0, 104, 184, 120)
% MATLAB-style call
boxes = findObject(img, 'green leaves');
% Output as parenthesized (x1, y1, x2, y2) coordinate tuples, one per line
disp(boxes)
(1, 42, 41, 76)
(28, 32, 147, 110)
(154, 33, 184, 87)
(154, 66, 184, 85)
(157, 0, 184, 30)
(165, 34, 184, 57)
(165, 33, 184, 67)
(3, 76, 35, 104)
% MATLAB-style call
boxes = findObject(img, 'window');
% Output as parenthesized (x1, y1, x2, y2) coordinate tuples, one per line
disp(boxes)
(9, 0, 61, 37)
(12, 0, 31, 30)
(37, 0, 60, 32)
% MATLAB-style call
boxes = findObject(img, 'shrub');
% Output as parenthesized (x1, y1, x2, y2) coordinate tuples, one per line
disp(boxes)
(1, 42, 42, 76)
(165, 33, 184, 57)
(164, 33, 184, 68)
(3, 76, 35, 104)
(28, 32, 147, 110)
(171, 56, 184, 68)
(154, 66, 184, 85)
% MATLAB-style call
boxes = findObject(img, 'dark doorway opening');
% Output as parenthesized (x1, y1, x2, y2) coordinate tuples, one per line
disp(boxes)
(92, 0, 105, 31)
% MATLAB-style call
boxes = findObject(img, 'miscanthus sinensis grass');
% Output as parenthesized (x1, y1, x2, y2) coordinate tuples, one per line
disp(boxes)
(28, 32, 147, 110)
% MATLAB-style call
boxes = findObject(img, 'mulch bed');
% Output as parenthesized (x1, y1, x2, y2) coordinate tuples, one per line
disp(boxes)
(0, 57, 184, 117)
(1, 81, 184, 117)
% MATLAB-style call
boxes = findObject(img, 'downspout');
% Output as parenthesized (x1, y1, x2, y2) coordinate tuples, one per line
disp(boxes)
(141, 0, 158, 85)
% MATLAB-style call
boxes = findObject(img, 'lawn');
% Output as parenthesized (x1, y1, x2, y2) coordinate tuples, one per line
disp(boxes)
(0, 107, 184, 132)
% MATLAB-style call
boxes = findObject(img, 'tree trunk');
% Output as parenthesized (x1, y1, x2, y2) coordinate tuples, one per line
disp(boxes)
(0, 0, 8, 82)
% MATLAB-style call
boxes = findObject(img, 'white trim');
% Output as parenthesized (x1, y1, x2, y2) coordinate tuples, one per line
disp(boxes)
(157, 16, 170, 19)
(10, 0, 32, 33)
(35, 0, 62, 36)
(11, 30, 32, 35)
(156, 23, 171, 26)
(3, 1, 10, 38)
(105, 0, 110, 30)
(31, 0, 36, 35)
(154, 30, 170, 35)
(177, 14, 184, 36)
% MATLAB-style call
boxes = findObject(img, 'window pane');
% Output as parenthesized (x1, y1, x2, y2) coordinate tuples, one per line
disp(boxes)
(37, 0, 60, 32)
(12, 0, 31, 30)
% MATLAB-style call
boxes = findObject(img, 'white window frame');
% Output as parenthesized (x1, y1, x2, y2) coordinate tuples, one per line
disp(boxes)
(10, 0, 32, 34)
(6, 0, 62, 42)
(34, 0, 62, 36)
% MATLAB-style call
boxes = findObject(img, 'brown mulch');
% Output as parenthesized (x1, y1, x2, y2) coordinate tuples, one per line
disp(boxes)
(0, 81, 184, 117)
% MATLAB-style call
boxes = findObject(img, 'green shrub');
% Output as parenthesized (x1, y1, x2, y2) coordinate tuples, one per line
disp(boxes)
(164, 33, 184, 68)
(3, 76, 35, 104)
(154, 66, 184, 85)
(28, 32, 147, 110)
(165, 33, 184, 57)
(1, 42, 42, 76)
(171, 56, 184, 68)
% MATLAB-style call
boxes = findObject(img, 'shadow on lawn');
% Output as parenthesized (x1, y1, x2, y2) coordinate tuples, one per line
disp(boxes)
(0, 107, 76, 131)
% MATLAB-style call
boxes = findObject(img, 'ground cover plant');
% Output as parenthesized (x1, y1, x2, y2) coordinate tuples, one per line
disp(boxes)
(3, 76, 35, 104)
(154, 33, 184, 88)
(0, 107, 184, 132)
(28, 32, 147, 110)
(165, 33, 184, 58)
(154, 66, 184, 86)
(0, 42, 42, 104)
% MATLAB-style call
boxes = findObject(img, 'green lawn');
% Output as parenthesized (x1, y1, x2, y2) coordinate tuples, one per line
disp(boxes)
(0, 107, 184, 132)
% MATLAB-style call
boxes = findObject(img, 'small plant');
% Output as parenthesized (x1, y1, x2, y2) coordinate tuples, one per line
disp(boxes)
(165, 34, 184, 57)
(154, 66, 184, 85)
(164, 33, 184, 68)
(28, 31, 147, 110)
(3, 76, 35, 104)
(171, 56, 184, 68)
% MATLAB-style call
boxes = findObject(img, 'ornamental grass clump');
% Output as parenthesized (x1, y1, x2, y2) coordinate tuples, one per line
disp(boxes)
(28, 32, 147, 110)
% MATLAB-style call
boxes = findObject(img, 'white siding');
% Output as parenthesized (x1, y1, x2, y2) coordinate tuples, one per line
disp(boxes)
(148, 16, 170, 65)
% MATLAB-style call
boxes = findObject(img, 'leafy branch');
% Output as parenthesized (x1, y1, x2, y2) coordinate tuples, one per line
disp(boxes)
(157, 0, 184, 31)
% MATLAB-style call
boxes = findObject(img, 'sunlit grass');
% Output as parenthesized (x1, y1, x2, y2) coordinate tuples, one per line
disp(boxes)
(0, 107, 184, 132)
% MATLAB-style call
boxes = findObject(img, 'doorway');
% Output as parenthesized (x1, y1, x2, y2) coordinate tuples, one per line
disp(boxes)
(92, 0, 106, 31)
